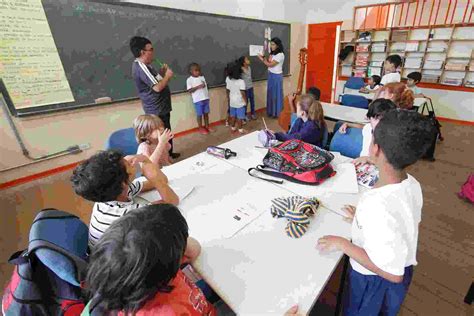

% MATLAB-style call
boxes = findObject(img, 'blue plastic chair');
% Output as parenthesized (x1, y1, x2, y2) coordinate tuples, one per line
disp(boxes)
(341, 94, 369, 109)
(329, 127, 363, 158)
(105, 128, 138, 155)
(343, 76, 366, 91)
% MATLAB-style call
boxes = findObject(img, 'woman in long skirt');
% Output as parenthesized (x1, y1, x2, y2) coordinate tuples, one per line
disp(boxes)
(258, 37, 285, 118)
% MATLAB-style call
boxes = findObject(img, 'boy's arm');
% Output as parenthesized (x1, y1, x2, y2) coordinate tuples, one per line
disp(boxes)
(226, 89, 230, 106)
(141, 161, 178, 205)
(317, 236, 403, 283)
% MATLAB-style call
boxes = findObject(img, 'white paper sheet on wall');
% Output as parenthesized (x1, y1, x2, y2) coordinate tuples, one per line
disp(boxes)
(249, 45, 264, 56)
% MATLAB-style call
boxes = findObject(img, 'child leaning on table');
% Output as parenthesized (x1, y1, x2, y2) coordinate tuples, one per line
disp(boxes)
(317, 109, 436, 316)
(81, 204, 206, 315)
(70, 150, 179, 248)
(337, 98, 397, 162)
(134, 114, 173, 168)
(359, 75, 381, 93)
(81, 203, 301, 316)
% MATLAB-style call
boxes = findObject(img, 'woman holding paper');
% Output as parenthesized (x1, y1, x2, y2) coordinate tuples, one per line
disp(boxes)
(258, 37, 285, 118)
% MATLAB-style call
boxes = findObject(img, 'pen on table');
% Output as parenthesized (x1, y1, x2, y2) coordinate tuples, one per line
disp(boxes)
(237, 208, 250, 216)
(262, 117, 268, 130)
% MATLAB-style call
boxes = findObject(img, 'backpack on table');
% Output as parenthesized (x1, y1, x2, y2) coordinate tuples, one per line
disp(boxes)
(249, 139, 336, 185)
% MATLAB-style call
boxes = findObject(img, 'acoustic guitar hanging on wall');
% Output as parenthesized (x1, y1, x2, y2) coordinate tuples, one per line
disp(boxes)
(278, 48, 308, 131)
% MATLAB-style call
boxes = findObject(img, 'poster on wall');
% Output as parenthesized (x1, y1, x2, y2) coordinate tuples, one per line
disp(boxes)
(0, 0, 74, 109)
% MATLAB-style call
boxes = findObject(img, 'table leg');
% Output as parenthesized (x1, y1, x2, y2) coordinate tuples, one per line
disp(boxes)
(334, 255, 349, 316)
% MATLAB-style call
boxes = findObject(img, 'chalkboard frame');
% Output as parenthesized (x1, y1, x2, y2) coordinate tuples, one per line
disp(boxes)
(5, 0, 291, 118)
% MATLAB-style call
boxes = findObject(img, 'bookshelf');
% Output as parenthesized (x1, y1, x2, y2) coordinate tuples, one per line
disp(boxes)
(338, 25, 474, 89)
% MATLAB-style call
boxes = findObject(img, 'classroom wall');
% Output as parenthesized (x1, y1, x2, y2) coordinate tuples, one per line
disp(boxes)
(0, 22, 307, 184)
(335, 79, 474, 122)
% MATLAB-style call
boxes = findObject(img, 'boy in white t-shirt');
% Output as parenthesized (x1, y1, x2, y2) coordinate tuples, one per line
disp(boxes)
(186, 63, 213, 135)
(381, 55, 402, 85)
(226, 62, 247, 134)
(317, 109, 436, 316)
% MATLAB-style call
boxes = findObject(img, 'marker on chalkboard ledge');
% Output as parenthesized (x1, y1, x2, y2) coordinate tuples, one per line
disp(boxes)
(95, 97, 112, 104)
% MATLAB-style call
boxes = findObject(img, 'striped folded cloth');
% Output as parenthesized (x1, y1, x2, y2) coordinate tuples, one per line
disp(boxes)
(270, 196, 320, 238)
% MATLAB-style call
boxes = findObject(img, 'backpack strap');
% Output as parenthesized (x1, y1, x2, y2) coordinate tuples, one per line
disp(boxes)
(28, 240, 88, 282)
(248, 166, 284, 184)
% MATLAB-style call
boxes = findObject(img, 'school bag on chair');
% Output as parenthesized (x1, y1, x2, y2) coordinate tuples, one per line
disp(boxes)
(248, 139, 336, 185)
(2, 209, 89, 316)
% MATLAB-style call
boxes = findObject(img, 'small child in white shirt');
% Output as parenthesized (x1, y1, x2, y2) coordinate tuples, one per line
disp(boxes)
(186, 63, 213, 135)
(317, 109, 437, 315)
(226, 62, 247, 134)
(381, 54, 402, 85)
(360, 75, 382, 93)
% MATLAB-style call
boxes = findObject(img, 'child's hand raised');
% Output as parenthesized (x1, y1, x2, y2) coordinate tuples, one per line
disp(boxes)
(158, 128, 174, 144)
(287, 92, 296, 103)
(124, 154, 151, 167)
(141, 158, 167, 183)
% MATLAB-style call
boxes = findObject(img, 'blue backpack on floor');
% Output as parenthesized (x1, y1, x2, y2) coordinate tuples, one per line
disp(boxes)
(2, 209, 89, 316)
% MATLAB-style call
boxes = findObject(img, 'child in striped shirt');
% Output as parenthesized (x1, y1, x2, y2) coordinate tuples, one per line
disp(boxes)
(71, 150, 179, 248)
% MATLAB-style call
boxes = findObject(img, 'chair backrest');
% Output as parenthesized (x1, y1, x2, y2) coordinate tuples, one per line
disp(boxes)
(341, 94, 369, 109)
(344, 77, 366, 90)
(105, 128, 138, 155)
(321, 126, 329, 150)
(329, 128, 363, 159)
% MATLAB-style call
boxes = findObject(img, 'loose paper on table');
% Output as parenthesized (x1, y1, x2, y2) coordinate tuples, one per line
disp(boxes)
(0, 0, 74, 109)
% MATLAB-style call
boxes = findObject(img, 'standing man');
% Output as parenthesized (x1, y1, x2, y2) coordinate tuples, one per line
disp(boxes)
(130, 36, 180, 159)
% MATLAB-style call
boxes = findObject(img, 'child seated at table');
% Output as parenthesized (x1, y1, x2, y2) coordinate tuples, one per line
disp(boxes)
(337, 99, 396, 160)
(81, 204, 208, 315)
(287, 86, 321, 130)
(134, 114, 173, 169)
(407, 71, 425, 98)
(70, 150, 179, 248)
(359, 75, 381, 93)
(267, 94, 326, 147)
(317, 109, 436, 316)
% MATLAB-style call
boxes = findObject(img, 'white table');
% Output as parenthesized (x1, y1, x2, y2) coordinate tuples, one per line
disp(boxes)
(321, 102, 369, 124)
(139, 137, 362, 314)
(343, 90, 428, 108)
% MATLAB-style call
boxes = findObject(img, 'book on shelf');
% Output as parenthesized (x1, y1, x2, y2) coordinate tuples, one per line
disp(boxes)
(353, 69, 367, 77)
(356, 44, 370, 52)
(441, 78, 463, 86)
(369, 61, 384, 67)
(368, 67, 382, 77)
(405, 41, 419, 52)
(371, 43, 386, 52)
(465, 80, 474, 88)
(404, 57, 423, 69)
(423, 60, 444, 70)
(392, 30, 409, 41)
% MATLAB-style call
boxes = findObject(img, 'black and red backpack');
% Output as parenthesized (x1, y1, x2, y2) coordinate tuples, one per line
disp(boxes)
(248, 139, 336, 185)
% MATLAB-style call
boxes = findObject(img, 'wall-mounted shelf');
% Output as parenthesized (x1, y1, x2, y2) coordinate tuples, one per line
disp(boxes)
(338, 25, 474, 89)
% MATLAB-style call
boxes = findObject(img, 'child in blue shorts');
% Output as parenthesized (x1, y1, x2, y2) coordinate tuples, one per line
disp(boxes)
(317, 109, 437, 316)
(225, 62, 247, 134)
(187, 63, 213, 135)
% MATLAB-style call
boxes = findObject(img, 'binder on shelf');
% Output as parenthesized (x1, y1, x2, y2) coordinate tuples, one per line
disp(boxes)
(423, 60, 444, 70)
